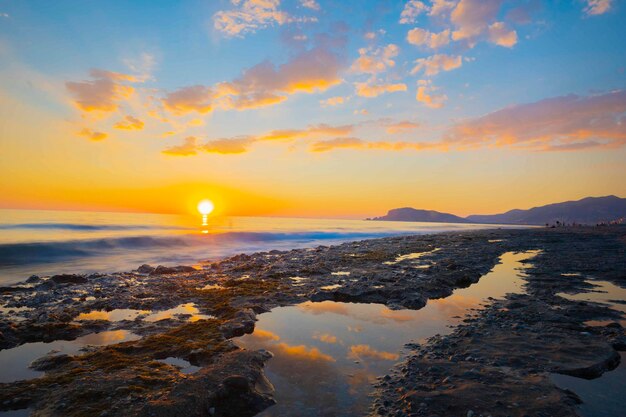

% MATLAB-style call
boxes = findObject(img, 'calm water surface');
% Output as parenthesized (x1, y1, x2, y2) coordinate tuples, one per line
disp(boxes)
(236, 251, 539, 416)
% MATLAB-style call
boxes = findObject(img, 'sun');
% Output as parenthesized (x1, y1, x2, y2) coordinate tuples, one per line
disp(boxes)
(197, 199, 214, 216)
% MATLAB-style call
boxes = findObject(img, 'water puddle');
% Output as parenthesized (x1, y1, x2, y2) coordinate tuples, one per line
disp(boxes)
(320, 284, 343, 291)
(550, 352, 626, 417)
(0, 330, 140, 383)
(236, 250, 539, 416)
(383, 248, 440, 265)
(143, 303, 213, 322)
(557, 280, 626, 324)
(157, 357, 201, 374)
(198, 283, 225, 290)
(76, 308, 150, 321)
(331, 271, 351, 276)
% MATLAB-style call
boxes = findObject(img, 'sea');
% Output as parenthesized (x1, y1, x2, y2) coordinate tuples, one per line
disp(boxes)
(0, 209, 516, 285)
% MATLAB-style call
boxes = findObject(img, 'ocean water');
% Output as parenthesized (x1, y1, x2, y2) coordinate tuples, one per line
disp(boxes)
(0, 209, 512, 285)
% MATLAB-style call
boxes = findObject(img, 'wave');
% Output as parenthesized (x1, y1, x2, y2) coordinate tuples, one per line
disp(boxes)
(0, 231, 405, 267)
(0, 223, 190, 231)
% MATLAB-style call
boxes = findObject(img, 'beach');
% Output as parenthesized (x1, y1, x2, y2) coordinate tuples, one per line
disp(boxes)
(0, 226, 625, 417)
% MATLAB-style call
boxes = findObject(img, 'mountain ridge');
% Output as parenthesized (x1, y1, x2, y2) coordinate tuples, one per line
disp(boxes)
(369, 195, 626, 225)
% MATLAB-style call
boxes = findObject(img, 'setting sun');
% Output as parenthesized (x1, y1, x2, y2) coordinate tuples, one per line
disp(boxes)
(197, 199, 214, 216)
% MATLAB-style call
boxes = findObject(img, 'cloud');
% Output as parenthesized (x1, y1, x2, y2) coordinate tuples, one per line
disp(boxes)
(386, 120, 420, 134)
(411, 54, 462, 76)
(160, 123, 354, 156)
(444, 90, 626, 151)
(77, 128, 108, 141)
(162, 85, 213, 115)
(301, 0, 320, 11)
(214, 0, 316, 37)
(114, 115, 145, 130)
(66, 69, 136, 112)
(488, 22, 517, 47)
(203, 137, 256, 154)
(162, 136, 199, 156)
(416, 79, 447, 108)
(309, 137, 444, 152)
(584, 0, 612, 15)
(347, 344, 399, 361)
(450, 0, 518, 48)
(407, 28, 451, 49)
(320, 96, 348, 106)
(430, 0, 456, 16)
(220, 44, 344, 110)
(399, 0, 428, 24)
(355, 81, 407, 97)
(351, 44, 399, 75)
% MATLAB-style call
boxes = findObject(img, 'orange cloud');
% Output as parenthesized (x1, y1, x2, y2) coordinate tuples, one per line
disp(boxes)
(202, 137, 256, 154)
(386, 121, 420, 134)
(450, 0, 518, 48)
(416, 79, 447, 108)
(488, 22, 517, 47)
(355, 82, 407, 98)
(162, 85, 213, 115)
(411, 54, 462, 76)
(77, 128, 108, 141)
(320, 96, 348, 107)
(66, 69, 136, 112)
(351, 44, 399, 75)
(407, 28, 451, 49)
(114, 115, 144, 130)
(399, 0, 428, 23)
(162, 136, 199, 156)
(222, 45, 344, 109)
(584, 0, 612, 15)
(160, 123, 354, 156)
(310, 137, 445, 153)
(444, 90, 626, 151)
(347, 344, 399, 361)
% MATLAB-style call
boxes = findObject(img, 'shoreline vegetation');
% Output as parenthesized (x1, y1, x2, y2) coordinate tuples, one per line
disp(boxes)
(0, 226, 624, 416)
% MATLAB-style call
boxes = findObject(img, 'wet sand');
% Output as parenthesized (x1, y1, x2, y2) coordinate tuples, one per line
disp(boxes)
(0, 226, 624, 417)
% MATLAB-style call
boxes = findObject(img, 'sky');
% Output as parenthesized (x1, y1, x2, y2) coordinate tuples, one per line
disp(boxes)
(0, 0, 625, 218)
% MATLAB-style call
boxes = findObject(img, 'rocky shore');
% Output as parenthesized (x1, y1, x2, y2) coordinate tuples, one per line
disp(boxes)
(0, 226, 624, 417)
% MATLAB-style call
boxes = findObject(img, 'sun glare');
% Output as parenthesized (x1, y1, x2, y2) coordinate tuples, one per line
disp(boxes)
(197, 199, 214, 216)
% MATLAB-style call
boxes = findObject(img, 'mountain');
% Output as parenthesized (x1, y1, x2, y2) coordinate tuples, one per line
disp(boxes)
(368, 207, 469, 223)
(465, 195, 626, 225)
(369, 196, 626, 225)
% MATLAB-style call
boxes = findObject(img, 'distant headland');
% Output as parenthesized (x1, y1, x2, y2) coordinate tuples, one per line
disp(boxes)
(367, 195, 626, 226)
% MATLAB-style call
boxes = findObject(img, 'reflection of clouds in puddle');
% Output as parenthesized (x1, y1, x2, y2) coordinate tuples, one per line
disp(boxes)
(0, 330, 140, 383)
(78, 330, 136, 345)
(251, 328, 281, 341)
(236, 250, 539, 417)
(197, 283, 224, 290)
(274, 343, 335, 362)
(144, 303, 213, 322)
(383, 248, 440, 265)
(312, 333, 339, 344)
(299, 301, 350, 316)
(347, 344, 399, 361)
(321, 284, 342, 290)
(331, 271, 351, 276)
(76, 308, 150, 321)
(158, 357, 201, 374)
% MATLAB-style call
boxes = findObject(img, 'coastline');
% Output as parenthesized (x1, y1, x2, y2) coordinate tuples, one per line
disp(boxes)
(0, 226, 624, 416)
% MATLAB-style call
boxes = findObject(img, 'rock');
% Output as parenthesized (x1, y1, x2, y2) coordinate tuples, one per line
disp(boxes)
(50, 274, 88, 285)
(26, 275, 41, 283)
(150, 265, 196, 275)
(136, 264, 155, 274)
(30, 353, 73, 371)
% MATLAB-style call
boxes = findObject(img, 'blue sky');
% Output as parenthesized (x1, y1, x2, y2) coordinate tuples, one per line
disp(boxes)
(0, 0, 625, 217)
